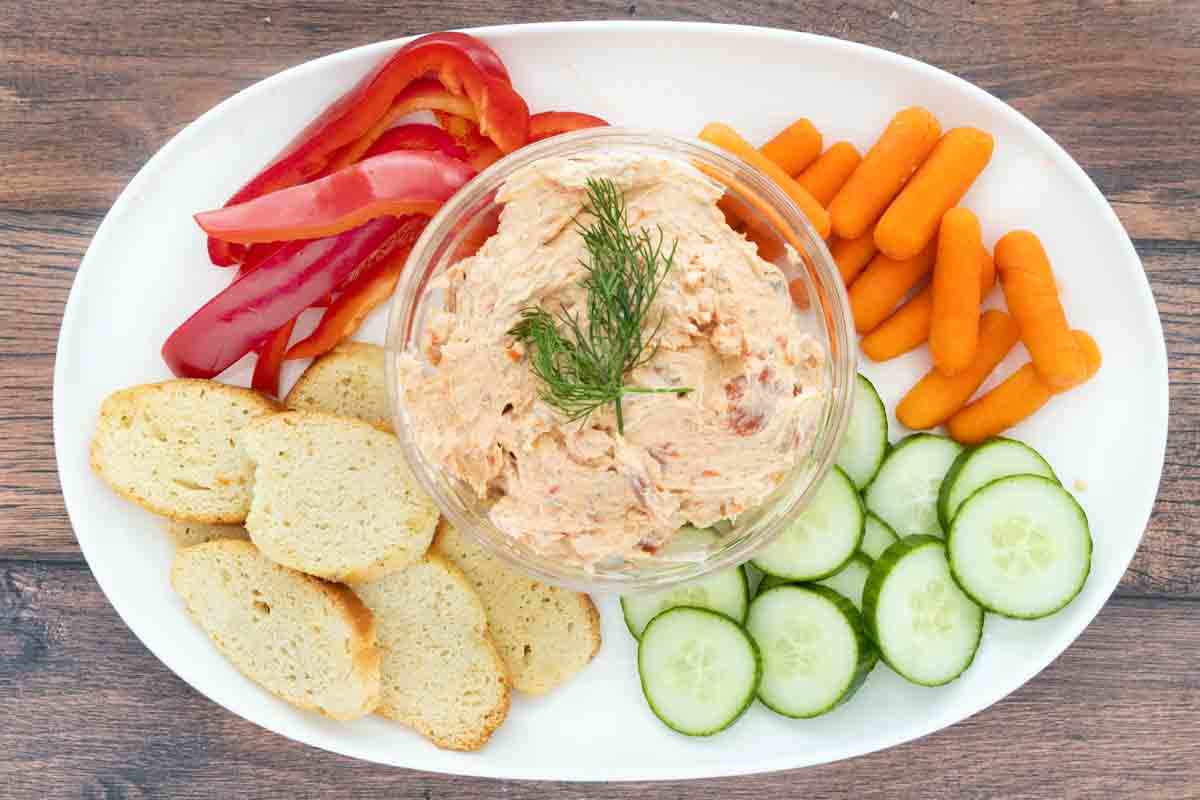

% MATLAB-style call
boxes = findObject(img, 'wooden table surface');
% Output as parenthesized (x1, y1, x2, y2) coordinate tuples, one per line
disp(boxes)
(2, 1, 1197, 797)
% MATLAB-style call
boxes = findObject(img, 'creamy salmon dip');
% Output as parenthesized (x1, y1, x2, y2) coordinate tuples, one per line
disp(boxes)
(398, 153, 825, 566)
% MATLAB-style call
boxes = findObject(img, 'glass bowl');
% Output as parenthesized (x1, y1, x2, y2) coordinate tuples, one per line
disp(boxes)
(385, 127, 856, 593)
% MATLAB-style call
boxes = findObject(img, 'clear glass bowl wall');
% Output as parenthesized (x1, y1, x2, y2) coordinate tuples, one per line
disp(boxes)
(386, 127, 856, 593)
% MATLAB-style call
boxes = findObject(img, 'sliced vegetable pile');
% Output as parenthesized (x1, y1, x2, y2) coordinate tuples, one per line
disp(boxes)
(703, 110, 1102, 443)
(624, 373, 1092, 735)
(164, 31, 608, 395)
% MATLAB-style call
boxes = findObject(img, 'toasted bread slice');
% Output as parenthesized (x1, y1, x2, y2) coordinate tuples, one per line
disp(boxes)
(239, 412, 437, 584)
(433, 521, 601, 694)
(164, 519, 250, 548)
(355, 554, 510, 751)
(170, 539, 381, 720)
(284, 342, 393, 431)
(90, 379, 280, 523)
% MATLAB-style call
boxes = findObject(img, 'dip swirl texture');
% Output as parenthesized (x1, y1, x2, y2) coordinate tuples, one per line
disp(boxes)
(398, 153, 825, 566)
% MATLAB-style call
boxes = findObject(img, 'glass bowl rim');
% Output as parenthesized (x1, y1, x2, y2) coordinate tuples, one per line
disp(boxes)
(385, 125, 858, 593)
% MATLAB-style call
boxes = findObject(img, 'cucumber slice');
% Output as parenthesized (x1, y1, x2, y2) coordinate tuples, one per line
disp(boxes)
(938, 438, 1059, 530)
(751, 466, 864, 581)
(865, 434, 963, 537)
(816, 552, 874, 609)
(746, 584, 876, 718)
(622, 564, 750, 638)
(863, 535, 983, 686)
(948, 475, 1092, 619)
(637, 606, 761, 736)
(860, 512, 900, 560)
(836, 374, 889, 489)
(756, 572, 789, 597)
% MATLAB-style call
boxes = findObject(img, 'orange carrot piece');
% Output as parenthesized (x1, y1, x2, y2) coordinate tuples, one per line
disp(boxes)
(946, 330, 1101, 443)
(861, 246, 994, 361)
(699, 122, 832, 239)
(847, 241, 938, 334)
(995, 230, 1086, 389)
(896, 310, 1020, 429)
(828, 107, 941, 239)
(741, 223, 786, 263)
(861, 288, 933, 361)
(760, 118, 823, 176)
(797, 142, 862, 205)
(874, 127, 995, 260)
(930, 208, 984, 375)
(829, 230, 877, 285)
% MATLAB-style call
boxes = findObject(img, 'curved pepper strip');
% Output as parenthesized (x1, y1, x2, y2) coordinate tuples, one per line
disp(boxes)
(251, 318, 296, 396)
(207, 32, 527, 265)
(432, 110, 504, 171)
(324, 80, 479, 173)
(195, 150, 476, 244)
(527, 111, 609, 142)
(310, 122, 467, 182)
(362, 123, 467, 161)
(165, 215, 410, 379)
(397, 31, 511, 83)
(286, 215, 430, 360)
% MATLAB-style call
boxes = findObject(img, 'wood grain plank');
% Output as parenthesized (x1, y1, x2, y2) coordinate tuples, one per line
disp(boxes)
(0, 0, 1198, 794)
(1, 1, 1197, 212)
(1, 561, 1197, 798)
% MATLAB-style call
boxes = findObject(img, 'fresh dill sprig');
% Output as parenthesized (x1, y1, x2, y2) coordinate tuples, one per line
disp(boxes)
(507, 177, 691, 434)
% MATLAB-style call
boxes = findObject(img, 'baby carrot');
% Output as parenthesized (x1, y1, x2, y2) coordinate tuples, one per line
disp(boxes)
(742, 223, 786, 263)
(847, 241, 938, 334)
(995, 230, 1086, 389)
(760, 118, 823, 176)
(830, 229, 878, 285)
(798, 142, 862, 206)
(896, 310, 1020, 429)
(874, 128, 995, 260)
(946, 330, 1102, 444)
(699, 122, 831, 239)
(828, 107, 941, 240)
(930, 208, 983, 375)
(861, 247, 995, 361)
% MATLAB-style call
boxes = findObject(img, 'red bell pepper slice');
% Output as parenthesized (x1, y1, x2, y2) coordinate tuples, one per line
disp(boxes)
(165, 215, 410, 379)
(434, 111, 505, 171)
(362, 123, 467, 161)
(527, 111, 609, 142)
(397, 31, 512, 83)
(325, 80, 479, 173)
(195, 150, 475, 244)
(312, 121, 467, 182)
(251, 318, 296, 396)
(207, 33, 527, 265)
(286, 216, 430, 360)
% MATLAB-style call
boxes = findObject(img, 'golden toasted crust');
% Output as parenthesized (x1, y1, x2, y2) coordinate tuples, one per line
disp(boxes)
(355, 552, 511, 750)
(90, 379, 280, 524)
(239, 412, 438, 584)
(431, 520, 601, 695)
(162, 519, 250, 548)
(170, 539, 381, 720)
(284, 342, 394, 432)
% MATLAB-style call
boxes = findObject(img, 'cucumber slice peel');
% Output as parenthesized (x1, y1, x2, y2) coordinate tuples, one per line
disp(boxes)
(747, 584, 876, 718)
(865, 434, 963, 537)
(948, 475, 1091, 619)
(836, 374, 889, 490)
(938, 437, 1058, 530)
(622, 563, 750, 638)
(637, 606, 761, 736)
(816, 552, 874, 609)
(751, 466, 864, 580)
(860, 512, 900, 560)
(863, 535, 983, 686)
